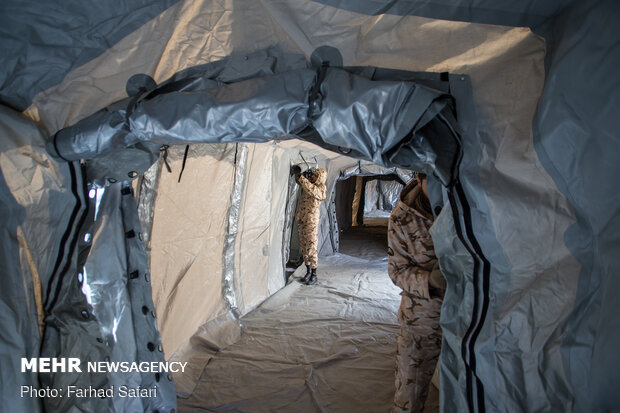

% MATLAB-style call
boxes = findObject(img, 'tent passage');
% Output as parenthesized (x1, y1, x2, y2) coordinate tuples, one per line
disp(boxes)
(2, 1, 619, 412)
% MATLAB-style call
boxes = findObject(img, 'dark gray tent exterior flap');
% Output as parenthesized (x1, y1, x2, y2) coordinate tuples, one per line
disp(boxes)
(47, 52, 460, 187)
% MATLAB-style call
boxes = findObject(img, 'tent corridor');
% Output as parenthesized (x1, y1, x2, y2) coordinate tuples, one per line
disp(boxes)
(178, 227, 419, 412)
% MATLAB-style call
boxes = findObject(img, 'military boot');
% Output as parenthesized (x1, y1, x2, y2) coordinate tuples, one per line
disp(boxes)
(306, 268, 317, 285)
(300, 265, 312, 283)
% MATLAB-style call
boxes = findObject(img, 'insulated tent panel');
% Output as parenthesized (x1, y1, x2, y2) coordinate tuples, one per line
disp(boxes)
(235, 142, 288, 311)
(148, 144, 237, 358)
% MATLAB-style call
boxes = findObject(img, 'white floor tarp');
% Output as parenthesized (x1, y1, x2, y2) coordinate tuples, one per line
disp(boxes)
(178, 248, 408, 412)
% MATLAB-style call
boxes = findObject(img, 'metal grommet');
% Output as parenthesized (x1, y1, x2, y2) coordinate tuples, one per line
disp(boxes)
(167, 374, 173, 381)
(145, 273, 150, 282)
(88, 188, 96, 198)
(138, 232, 143, 241)
(147, 342, 155, 351)
(338, 146, 352, 154)
(81, 310, 90, 319)
(142, 306, 149, 315)
(151, 311, 156, 318)
(128, 171, 138, 178)
(77, 273, 84, 284)
(158, 345, 163, 352)
(108, 178, 117, 183)
(83, 233, 91, 243)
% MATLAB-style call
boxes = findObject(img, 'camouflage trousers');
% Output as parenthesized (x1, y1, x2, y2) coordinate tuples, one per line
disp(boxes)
(297, 217, 319, 269)
(393, 294, 443, 413)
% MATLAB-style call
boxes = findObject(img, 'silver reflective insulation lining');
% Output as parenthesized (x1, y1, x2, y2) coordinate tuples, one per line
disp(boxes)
(39, 162, 112, 412)
(222, 143, 248, 318)
(42, 181, 177, 412)
(281, 172, 301, 268)
(118, 182, 177, 412)
(136, 156, 163, 265)
(363, 179, 403, 214)
(338, 162, 413, 184)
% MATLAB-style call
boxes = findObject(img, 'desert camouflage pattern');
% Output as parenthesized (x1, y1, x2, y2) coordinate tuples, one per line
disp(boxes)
(388, 179, 445, 413)
(295, 168, 327, 269)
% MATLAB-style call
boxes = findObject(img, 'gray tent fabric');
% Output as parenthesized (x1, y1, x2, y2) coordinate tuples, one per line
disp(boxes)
(77, 183, 177, 412)
(0, 0, 181, 111)
(1, 1, 619, 412)
(0, 104, 176, 411)
(364, 179, 402, 214)
(39, 181, 177, 412)
(46, 51, 460, 186)
(0, 105, 77, 413)
(312, 0, 575, 29)
(428, 203, 475, 413)
(532, 0, 620, 411)
(304, 2, 618, 411)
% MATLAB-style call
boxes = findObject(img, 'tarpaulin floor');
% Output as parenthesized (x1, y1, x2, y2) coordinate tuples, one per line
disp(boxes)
(178, 225, 438, 412)
(179, 230, 400, 412)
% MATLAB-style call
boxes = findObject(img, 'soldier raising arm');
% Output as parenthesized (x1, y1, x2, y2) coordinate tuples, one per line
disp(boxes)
(292, 167, 327, 285)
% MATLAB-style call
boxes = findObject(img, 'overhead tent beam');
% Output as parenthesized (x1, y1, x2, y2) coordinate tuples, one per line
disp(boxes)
(46, 49, 461, 188)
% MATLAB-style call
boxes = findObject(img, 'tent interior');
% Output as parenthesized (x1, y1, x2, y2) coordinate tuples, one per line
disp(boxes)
(1, 0, 619, 412)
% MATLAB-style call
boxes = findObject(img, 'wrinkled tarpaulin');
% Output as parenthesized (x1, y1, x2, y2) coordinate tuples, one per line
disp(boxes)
(0, 106, 176, 412)
(47, 49, 461, 188)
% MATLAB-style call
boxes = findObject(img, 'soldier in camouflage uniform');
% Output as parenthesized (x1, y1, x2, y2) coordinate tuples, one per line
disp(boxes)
(387, 173, 445, 413)
(295, 168, 327, 285)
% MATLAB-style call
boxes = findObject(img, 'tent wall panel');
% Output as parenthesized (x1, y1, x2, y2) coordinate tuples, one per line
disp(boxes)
(0, 106, 72, 413)
(236, 142, 284, 314)
(149, 143, 236, 357)
(532, 0, 620, 410)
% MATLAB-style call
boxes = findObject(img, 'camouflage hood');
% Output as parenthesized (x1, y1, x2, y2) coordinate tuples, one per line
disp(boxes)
(314, 168, 327, 185)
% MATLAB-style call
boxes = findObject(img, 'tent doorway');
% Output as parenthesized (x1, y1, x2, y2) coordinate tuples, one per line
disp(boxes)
(334, 174, 405, 260)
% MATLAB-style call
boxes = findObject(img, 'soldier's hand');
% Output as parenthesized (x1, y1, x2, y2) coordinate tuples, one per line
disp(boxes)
(290, 165, 301, 177)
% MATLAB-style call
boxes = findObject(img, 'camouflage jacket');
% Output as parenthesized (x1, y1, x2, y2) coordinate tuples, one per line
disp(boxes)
(387, 180, 439, 300)
(295, 168, 327, 222)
